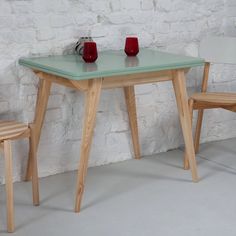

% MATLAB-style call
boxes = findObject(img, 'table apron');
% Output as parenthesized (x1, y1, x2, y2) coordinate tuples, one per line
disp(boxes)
(102, 70, 172, 88)
(34, 68, 190, 91)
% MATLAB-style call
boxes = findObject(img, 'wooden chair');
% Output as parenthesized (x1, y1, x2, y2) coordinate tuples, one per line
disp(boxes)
(0, 121, 39, 232)
(184, 36, 236, 169)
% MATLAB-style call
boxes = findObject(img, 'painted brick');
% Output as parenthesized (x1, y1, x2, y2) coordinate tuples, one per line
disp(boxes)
(45, 108, 62, 123)
(74, 14, 97, 26)
(108, 13, 133, 24)
(0, 16, 14, 28)
(141, 0, 154, 10)
(0, 1, 11, 15)
(120, 0, 141, 10)
(36, 29, 55, 41)
(50, 16, 73, 28)
(0, 100, 9, 113)
(109, 0, 121, 12)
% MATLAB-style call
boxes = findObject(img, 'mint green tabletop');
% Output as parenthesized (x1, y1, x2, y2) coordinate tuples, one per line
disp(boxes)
(19, 49, 204, 81)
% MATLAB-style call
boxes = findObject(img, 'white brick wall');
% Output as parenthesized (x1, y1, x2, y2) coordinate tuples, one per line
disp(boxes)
(0, 0, 236, 183)
(224, 0, 236, 36)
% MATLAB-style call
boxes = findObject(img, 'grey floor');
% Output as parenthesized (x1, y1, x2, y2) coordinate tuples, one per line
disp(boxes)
(1, 138, 236, 236)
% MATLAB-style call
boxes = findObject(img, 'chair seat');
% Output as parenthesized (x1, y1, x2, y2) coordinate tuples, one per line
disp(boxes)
(0, 121, 29, 141)
(190, 92, 236, 105)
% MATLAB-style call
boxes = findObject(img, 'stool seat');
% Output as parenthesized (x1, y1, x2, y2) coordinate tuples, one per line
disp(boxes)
(0, 121, 29, 141)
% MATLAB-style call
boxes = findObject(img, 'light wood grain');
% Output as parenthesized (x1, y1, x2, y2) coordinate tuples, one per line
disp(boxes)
(4, 140, 14, 233)
(75, 78, 102, 212)
(201, 62, 211, 93)
(29, 123, 40, 206)
(70, 80, 89, 91)
(26, 67, 197, 213)
(191, 92, 236, 105)
(35, 70, 173, 90)
(184, 99, 194, 170)
(172, 69, 198, 182)
(193, 102, 223, 110)
(222, 105, 236, 112)
(35, 71, 89, 91)
(189, 62, 236, 153)
(190, 62, 236, 154)
(124, 86, 141, 159)
(25, 79, 51, 181)
(0, 121, 29, 141)
(102, 70, 172, 89)
(0, 122, 40, 233)
(193, 62, 210, 153)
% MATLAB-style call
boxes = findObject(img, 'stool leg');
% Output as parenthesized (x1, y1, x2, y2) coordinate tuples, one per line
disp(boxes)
(29, 124, 40, 206)
(194, 109, 204, 153)
(4, 140, 14, 233)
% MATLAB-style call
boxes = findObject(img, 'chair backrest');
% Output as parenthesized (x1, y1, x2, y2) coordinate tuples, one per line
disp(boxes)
(199, 36, 236, 64)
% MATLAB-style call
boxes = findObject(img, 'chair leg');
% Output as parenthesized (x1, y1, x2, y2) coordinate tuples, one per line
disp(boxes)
(184, 99, 194, 170)
(194, 109, 204, 153)
(4, 140, 14, 233)
(29, 124, 40, 206)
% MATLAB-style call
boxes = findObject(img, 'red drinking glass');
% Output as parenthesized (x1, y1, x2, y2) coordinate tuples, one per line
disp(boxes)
(82, 42, 98, 63)
(124, 37, 139, 56)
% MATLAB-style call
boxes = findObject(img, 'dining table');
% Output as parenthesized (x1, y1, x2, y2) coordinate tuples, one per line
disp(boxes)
(19, 48, 205, 212)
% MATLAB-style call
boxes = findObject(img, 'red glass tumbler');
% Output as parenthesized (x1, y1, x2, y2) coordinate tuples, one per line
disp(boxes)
(124, 37, 139, 56)
(82, 42, 98, 63)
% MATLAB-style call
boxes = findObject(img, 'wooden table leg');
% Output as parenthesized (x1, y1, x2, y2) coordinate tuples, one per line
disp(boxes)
(75, 78, 102, 212)
(172, 70, 198, 182)
(124, 86, 141, 159)
(25, 79, 52, 181)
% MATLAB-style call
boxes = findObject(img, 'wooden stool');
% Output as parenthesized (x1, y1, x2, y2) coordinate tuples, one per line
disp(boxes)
(0, 121, 39, 233)
(184, 36, 236, 169)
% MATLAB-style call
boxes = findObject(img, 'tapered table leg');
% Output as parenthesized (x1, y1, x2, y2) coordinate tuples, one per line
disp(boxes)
(75, 78, 102, 212)
(172, 70, 198, 182)
(124, 86, 141, 159)
(25, 79, 51, 181)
